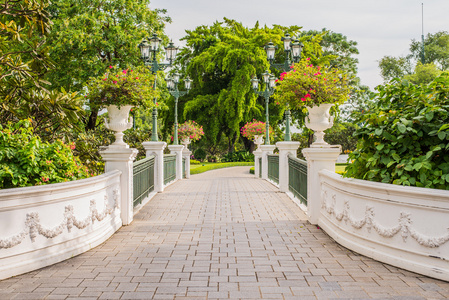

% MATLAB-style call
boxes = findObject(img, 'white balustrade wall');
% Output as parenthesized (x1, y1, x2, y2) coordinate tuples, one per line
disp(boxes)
(0, 171, 122, 280)
(318, 170, 449, 282)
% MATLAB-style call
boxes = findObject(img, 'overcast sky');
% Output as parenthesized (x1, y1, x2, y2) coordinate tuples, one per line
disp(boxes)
(149, 0, 449, 90)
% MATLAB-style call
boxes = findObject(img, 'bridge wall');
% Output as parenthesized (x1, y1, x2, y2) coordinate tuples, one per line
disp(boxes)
(318, 170, 449, 282)
(0, 171, 122, 280)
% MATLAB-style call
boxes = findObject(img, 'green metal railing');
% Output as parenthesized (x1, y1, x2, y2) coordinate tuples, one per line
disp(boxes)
(267, 154, 279, 184)
(288, 155, 307, 205)
(258, 157, 262, 178)
(182, 157, 186, 179)
(164, 154, 176, 185)
(133, 156, 155, 207)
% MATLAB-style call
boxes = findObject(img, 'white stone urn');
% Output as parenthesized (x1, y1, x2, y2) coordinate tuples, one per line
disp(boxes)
(305, 103, 334, 147)
(181, 137, 191, 150)
(104, 105, 133, 148)
(253, 135, 264, 151)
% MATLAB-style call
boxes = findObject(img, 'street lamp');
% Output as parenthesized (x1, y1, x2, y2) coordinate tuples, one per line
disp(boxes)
(251, 70, 277, 145)
(138, 34, 178, 141)
(266, 33, 303, 141)
(167, 74, 192, 145)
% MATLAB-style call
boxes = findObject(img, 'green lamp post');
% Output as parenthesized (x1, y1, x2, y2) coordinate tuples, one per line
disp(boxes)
(265, 33, 303, 141)
(251, 70, 277, 145)
(138, 34, 178, 142)
(167, 74, 192, 145)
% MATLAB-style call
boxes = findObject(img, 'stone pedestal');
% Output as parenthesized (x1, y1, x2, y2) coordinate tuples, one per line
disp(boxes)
(100, 147, 138, 225)
(260, 145, 276, 180)
(302, 146, 341, 225)
(142, 141, 167, 193)
(276, 141, 300, 192)
(168, 145, 185, 181)
(253, 148, 262, 178)
(182, 149, 192, 179)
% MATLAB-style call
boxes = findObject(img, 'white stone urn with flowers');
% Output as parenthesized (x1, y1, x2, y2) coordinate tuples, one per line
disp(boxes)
(105, 105, 133, 148)
(87, 65, 156, 148)
(305, 104, 334, 147)
(181, 136, 191, 150)
(253, 135, 264, 151)
(272, 58, 350, 147)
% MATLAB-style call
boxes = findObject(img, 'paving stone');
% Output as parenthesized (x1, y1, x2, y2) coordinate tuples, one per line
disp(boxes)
(1, 167, 449, 299)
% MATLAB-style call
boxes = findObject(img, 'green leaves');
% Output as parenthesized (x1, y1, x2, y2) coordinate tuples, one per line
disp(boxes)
(345, 73, 449, 190)
(0, 120, 90, 189)
(397, 123, 407, 133)
(177, 20, 320, 152)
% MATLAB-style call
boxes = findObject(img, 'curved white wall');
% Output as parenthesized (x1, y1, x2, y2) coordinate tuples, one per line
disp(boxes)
(318, 170, 449, 281)
(0, 171, 122, 280)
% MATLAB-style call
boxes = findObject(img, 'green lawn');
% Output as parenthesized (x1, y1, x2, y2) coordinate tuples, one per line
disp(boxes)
(190, 162, 254, 175)
(190, 162, 348, 175)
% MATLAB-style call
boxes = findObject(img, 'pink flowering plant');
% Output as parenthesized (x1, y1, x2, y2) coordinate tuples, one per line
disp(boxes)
(240, 120, 274, 141)
(273, 58, 350, 109)
(87, 65, 157, 109)
(177, 120, 204, 142)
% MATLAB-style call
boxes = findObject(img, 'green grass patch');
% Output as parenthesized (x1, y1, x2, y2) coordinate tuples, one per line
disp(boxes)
(189, 161, 347, 175)
(190, 162, 254, 175)
(249, 167, 255, 174)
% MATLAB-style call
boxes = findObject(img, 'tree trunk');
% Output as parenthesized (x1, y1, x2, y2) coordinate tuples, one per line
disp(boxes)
(242, 136, 255, 153)
(307, 133, 314, 148)
(86, 109, 98, 130)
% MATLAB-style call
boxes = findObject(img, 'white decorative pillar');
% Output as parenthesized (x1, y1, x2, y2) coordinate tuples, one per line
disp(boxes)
(142, 141, 167, 192)
(182, 149, 192, 179)
(302, 146, 341, 225)
(260, 145, 276, 180)
(276, 141, 300, 192)
(253, 136, 263, 178)
(168, 145, 184, 180)
(100, 147, 138, 225)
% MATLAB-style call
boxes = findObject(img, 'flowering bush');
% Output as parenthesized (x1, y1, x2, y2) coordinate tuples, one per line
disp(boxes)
(87, 65, 157, 108)
(177, 120, 204, 142)
(273, 58, 351, 109)
(0, 119, 90, 189)
(240, 120, 273, 141)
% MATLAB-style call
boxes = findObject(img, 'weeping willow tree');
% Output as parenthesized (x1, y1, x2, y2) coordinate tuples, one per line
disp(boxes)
(164, 18, 325, 154)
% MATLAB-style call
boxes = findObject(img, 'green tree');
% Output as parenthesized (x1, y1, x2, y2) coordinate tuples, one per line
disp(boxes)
(173, 18, 325, 153)
(410, 31, 449, 70)
(403, 62, 442, 85)
(300, 29, 359, 82)
(45, 0, 170, 129)
(0, 0, 84, 137)
(378, 56, 413, 82)
(378, 31, 449, 84)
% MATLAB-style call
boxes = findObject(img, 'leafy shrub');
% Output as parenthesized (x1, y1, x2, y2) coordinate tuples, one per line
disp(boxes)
(207, 155, 220, 162)
(193, 148, 207, 161)
(324, 121, 358, 152)
(0, 120, 90, 188)
(221, 151, 254, 162)
(190, 159, 201, 165)
(345, 74, 449, 189)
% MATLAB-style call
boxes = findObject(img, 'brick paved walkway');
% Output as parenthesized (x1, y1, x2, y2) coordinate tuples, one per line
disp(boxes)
(1, 167, 449, 299)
